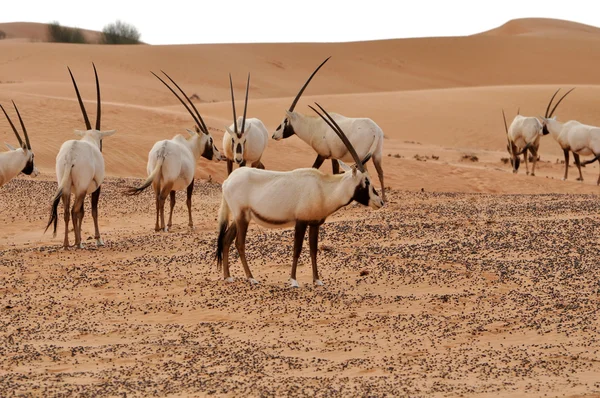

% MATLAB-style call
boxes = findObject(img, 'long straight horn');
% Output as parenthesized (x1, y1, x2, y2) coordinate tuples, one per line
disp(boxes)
(229, 74, 239, 137)
(544, 88, 560, 118)
(548, 87, 575, 118)
(502, 109, 509, 135)
(93, 63, 101, 130)
(240, 73, 250, 134)
(151, 71, 203, 132)
(12, 101, 31, 149)
(160, 70, 210, 135)
(0, 104, 24, 147)
(309, 102, 364, 172)
(289, 56, 331, 112)
(67, 66, 92, 130)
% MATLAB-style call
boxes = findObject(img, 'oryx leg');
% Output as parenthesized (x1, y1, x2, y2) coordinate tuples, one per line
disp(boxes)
(523, 150, 530, 175)
(91, 187, 104, 246)
(573, 153, 584, 181)
(154, 182, 161, 232)
(158, 182, 173, 232)
(250, 160, 265, 170)
(62, 193, 71, 249)
(227, 159, 233, 176)
(221, 222, 237, 282)
(597, 158, 600, 185)
(234, 216, 257, 284)
(290, 221, 308, 288)
(332, 160, 340, 175)
(373, 154, 386, 202)
(530, 147, 538, 177)
(72, 194, 85, 249)
(311, 155, 326, 170)
(563, 149, 570, 181)
(309, 224, 323, 286)
(186, 180, 194, 229)
(167, 190, 176, 229)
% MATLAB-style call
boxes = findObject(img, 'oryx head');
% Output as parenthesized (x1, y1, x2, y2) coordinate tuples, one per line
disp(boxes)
(152, 70, 224, 162)
(1, 101, 38, 177)
(272, 57, 330, 141)
(540, 88, 575, 135)
(226, 73, 251, 165)
(310, 102, 384, 209)
(68, 63, 116, 152)
(502, 109, 521, 173)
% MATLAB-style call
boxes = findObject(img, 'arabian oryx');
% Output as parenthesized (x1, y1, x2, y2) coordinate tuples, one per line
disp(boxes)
(125, 71, 224, 232)
(502, 108, 542, 175)
(540, 88, 600, 184)
(216, 102, 384, 288)
(271, 57, 386, 201)
(222, 73, 269, 175)
(0, 102, 39, 187)
(45, 64, 116, 249)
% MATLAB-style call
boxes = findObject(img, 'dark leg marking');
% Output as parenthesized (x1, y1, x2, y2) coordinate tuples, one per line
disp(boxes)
(311, 155, 326, 170)
(563, 149, 570, 180)
(91, 187, 102, 244)
(573, 153, 584, 181)
(63, 193, 71, 249)
(309, 224, 322, 284)
(168, 190, 176, 228)
(186, 179, 194, 228)
(227, 159, 233, 176)
(331, 159, 340, 175)
(290, 221, 308, 284)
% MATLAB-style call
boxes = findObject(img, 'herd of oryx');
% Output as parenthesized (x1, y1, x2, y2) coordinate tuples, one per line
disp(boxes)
(3, 56, 598, 288)
(0, 57, 385, 287)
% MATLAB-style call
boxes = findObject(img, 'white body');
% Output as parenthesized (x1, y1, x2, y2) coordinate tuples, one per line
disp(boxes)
(508, 115, 542, 151)
(0, 147, 38, 187)
(223, 117, 269, 165)
(147, 134, 200, 192)
(546, 119, 600, 155)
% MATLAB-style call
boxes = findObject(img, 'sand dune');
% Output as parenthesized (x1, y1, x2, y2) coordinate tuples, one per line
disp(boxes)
(0, 22, 103, 43)
(2, 18, 600, 397)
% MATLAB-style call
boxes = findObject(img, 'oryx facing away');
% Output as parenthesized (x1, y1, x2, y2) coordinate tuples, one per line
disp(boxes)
(0, 102, 39, 187)
(502, 108, 542, 175)
(125, 71, 224, 232)
(222, 73, 269, 175)
(216, 102, 384, 288)
(45, 64, 116, 249)
(540, 88, 600, 184)
(271, 57, 386, 201)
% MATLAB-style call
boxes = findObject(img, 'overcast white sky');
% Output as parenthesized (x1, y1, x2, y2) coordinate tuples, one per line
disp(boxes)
(1, 0, 597, 45)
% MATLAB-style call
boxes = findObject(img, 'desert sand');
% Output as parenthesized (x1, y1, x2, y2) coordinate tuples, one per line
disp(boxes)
(1, 18, 600, 397)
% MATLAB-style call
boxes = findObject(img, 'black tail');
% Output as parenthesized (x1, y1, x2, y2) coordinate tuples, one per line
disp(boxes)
(582, 153, 600, 165)
(216, 222, 227, 269)
(124, 179, 153, 196)
(44, 189, 62, 237)
(516, 143, 532, 156)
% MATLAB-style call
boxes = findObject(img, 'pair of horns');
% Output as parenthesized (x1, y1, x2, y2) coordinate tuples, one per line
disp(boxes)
(309, 102, 367, 173)
(1, 101, 31, 150)
(229, 73, 250, 138)
(289, 57, 331, 112)
(545, 88, 575, 118)
(152, 70, 210, 135)
(68, 63, 101, 131)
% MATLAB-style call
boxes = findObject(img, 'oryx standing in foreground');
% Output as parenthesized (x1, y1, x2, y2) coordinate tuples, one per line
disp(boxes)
(45, 64, 116, 249)
(0, 102, 38, 187)
(216, 102, 384, 287)
(540, 88, 600, 184)
(271, 57, 386, 201)
(222, 73, 269, 175)
(125, 71, 224, 232)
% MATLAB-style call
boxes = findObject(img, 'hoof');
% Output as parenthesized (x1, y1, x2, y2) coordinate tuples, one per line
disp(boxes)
(188, 225, 195, 231)
(76, 243, 84, 249)
(225, 277, 234, 283)
(96, 238, 105, 247)
(530, 173, 535, 177)
(577, 178, 584, 182)
(290, 279, 300, 288)
(526, 171, 530, 175)
(249, 278, 259, 285)
(314, 279, 324, 286)
(561, 177, 567, 181)
(163, 227, 169, 233)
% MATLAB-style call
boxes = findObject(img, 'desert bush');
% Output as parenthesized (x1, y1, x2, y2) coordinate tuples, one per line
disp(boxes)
(0, 30, 6, 40)
(48, 21, 86, 43)
(101, 20, 141, 44)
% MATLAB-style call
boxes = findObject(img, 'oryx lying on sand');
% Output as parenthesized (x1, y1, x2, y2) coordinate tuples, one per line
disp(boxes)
(45, 64, 115, 249)
(216, 102, 384, 287)
(125, 70, 223, 231)
(222, 74, 268, 175)
(0, 101, 38, 187)
(271, 57, 386, 201)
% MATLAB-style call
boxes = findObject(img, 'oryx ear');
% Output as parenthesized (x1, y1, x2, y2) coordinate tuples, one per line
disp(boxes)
(285, 110, 296, 120)
(338, 159, 352, 173)
(185, 128, 196, 136)
(361, 152, 373, 166)
(226, 126, 236, 137)
(100, 129, 116, 137)
(5, 142, 16, 151)
(74, 129, 86, 137)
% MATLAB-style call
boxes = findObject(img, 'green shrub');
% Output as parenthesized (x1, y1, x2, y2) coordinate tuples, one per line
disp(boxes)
(101, 20, 141, 44)
(48, 21, 86, 44)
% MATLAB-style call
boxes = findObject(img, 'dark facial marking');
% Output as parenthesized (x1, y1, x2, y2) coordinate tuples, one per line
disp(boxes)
(542, 125, 550, 136)
(22, 155, 34, 175)
(282, 119, 295, 139)
(236, 143, 243, 155)
(201, 140, 214, 160)
(514, 156, 521, 171)
(352, 178, 371, 206)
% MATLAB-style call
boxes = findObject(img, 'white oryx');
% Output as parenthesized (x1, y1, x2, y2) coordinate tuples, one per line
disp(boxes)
(216, 102, 384, 288)
(125, 71, 224, 232)
(222, 74, 268, 175)
(540, 89, 600, 184)
(271, 57, 386, 201)
(502, 108, 542, 175)
(0, 102, 38, 187)
(45, 64, 116, 249)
